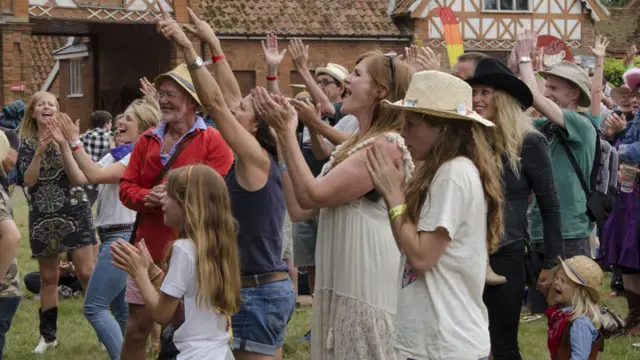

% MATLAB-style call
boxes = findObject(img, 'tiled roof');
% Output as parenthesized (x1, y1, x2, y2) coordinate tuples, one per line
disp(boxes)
(200, 0, 409, 37)
(391, 0, 420, 15)
(30, 35, 67, 94)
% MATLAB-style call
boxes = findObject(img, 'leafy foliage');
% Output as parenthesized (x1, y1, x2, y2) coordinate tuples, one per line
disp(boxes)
(604, 56, 640, 87)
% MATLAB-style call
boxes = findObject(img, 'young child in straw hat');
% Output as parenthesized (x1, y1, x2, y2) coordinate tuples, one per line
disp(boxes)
(543, 256, 604, 360)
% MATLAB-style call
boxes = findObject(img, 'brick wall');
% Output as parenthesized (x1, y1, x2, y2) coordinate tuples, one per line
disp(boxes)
(58, 55, 94, 132)
(596, 5, 640, 56)
(0, 23, 33, 106)
(183, 39, 409, 97)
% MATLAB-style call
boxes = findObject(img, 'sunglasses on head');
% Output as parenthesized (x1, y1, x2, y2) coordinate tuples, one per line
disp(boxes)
(384, 52, 397, 90)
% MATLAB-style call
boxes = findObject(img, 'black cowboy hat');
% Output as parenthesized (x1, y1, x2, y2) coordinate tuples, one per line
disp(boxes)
(465, 58, 534, 109)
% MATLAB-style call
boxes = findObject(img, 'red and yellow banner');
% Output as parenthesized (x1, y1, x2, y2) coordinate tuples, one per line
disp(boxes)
(435, 7, 464, 68)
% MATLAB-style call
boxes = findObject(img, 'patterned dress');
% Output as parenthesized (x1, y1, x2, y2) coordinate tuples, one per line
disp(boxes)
(18, 138, 96, 258)
(311, 133, 413, 360)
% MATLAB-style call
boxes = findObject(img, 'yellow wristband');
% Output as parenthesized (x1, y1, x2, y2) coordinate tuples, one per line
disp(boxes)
(389, 204, 406, 220)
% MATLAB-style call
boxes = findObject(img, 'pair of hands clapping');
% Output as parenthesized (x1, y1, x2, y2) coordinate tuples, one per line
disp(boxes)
(36, 113, 80, 156)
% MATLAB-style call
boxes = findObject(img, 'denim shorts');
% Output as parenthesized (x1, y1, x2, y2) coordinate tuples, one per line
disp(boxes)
(293, 216, 319, 267)
(231, 278, 296, 355)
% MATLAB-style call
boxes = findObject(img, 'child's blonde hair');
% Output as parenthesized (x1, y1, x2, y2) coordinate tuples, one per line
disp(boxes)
(164, 165, 241, 315)
(551, 265, 602, 328)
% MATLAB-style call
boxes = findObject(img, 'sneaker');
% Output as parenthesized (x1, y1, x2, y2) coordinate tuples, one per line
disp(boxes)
(297, 330, 311, 343)
(33, 336, 57, 354)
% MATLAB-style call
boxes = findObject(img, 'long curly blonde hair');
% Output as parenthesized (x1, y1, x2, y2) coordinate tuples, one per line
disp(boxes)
(404, 113, 504, 253)
(488, 89, 537, 177)
(331, 51, 414, 166)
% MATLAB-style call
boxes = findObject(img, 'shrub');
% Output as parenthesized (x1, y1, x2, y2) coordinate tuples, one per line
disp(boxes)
(604, 56, 640, 87)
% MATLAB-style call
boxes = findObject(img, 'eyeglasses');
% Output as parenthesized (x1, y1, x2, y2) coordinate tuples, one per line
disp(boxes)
(384, 53, 397, 90)
(316, 79, 337, 87)
(157, 91, 179, 99)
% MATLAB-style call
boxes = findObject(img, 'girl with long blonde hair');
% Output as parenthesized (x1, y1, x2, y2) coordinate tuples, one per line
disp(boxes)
(17, 91, 97, 354)
(367, 70, 502, 360)
(46, 90, 160, 360)
(111, 164, 240, 360)
(543, 256, 603, 359)
(258, 49, 415, 359)
(466, 58, 562, 359)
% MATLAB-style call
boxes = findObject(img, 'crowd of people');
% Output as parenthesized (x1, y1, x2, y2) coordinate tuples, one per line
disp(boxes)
(1, 5, 640, 360)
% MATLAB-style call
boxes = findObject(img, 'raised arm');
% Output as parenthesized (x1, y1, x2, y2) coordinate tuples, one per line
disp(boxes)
(262, 34, 287, 94)
(588, 36, 609, 118)
(257, 89, 403, 209)
(292, 99, 351, 146)
(289, 38, 335, 117)
(512, 31, 565, 127)
(157, 7, 269, 176)
(183, 7, 242, 108)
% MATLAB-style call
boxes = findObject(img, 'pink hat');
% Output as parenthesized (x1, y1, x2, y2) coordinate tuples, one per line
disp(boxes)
(623, 68, 640, 90)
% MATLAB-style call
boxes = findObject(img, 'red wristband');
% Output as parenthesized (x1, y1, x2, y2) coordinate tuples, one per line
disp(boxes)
(266, 76, 277, 81)
(72, 144, 83, 152)
(212, 55, 225, 63)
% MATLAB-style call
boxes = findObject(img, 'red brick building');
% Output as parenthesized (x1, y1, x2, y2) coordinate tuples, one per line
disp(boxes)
(0, 0, 609, 129)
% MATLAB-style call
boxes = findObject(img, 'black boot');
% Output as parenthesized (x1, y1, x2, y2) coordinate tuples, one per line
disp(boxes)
(39, 307, 57, 343)
(625, 290, 640, 333)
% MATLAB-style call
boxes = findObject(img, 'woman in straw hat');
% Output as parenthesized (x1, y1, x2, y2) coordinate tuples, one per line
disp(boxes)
(257, 51, 414, 358)
(465, 58, 562, 359)
(16, 92, 97, 354)
(542, 256, 604, 359)
(158, 7, 294, 360)
(365, 70, 503, 360)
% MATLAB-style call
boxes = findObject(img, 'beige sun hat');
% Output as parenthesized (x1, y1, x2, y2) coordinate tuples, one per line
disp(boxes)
(154, 64, 202, 107)
(315, 63, 349, 84)
(611, 84, 633, 105)
(381, 70, 495, 127)
(558, 256, 603, 303)
(539, 61, 591, 107)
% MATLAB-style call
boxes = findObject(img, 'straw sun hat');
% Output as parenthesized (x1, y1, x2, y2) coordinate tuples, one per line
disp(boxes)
(558, 256, 603, 303)
(154, 63, 202, 107)
(315, 63, 349, 84)
(381, 70, 495, 127)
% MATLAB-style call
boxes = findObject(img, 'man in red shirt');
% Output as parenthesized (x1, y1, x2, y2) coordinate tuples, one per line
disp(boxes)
(118, 64, 233, 360)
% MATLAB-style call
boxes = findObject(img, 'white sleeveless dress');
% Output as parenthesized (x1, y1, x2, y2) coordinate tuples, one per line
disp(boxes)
(311, 132, 414, 360)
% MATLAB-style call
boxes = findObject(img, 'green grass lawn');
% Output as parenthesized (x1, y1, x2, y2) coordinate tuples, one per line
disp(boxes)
(4, 192, 640, 359)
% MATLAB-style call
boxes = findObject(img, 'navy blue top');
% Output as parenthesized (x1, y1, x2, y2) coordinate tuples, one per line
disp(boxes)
(226, 154, 288, 276)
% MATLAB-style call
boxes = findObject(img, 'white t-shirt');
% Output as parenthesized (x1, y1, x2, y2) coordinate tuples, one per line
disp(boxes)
(94, 153, 136, 228)
(394, 157, 490, 360)
(301, 114, 360, 144)
(160, 239, 231, 360)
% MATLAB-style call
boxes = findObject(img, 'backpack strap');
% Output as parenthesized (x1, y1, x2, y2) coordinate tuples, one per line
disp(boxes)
(555, 114, 601, 198)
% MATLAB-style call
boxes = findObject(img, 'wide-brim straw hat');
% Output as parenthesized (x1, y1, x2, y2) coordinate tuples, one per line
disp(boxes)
(154, 64, 202, 107)
(315, 63, 349, 84)
(466, 58, 534, 109)
(539, 61, 591, 107)
(381, 70, 495, 127)
(558, 256, 603, 303)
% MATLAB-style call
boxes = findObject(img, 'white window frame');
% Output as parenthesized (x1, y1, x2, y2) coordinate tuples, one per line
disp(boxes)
(69, 59, 83, 97)
(482, 0, 532, 12)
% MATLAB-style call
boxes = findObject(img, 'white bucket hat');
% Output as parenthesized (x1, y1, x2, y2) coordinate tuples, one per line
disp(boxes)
(381, 70, 495, 127)
(315, 63, 349, 84)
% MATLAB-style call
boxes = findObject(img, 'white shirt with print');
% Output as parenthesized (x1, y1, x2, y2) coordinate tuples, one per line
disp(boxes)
(394, 157, 490, 360)
(160, 239, 231, 360)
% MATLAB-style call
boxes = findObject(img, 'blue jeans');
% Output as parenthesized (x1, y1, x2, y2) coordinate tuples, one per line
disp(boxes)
(0, 296, 20, 360)
(83, 231, 130, 360)
(231, 278, 296, 355)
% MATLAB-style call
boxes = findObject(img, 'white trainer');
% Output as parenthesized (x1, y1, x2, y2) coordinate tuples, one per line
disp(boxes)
(33, 336, 57, 354)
